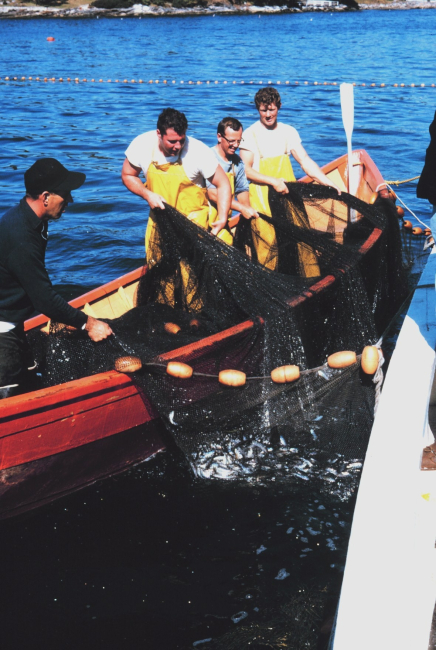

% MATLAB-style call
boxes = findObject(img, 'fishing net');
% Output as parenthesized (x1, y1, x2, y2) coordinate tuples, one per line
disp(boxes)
(28, 182, 407, 489)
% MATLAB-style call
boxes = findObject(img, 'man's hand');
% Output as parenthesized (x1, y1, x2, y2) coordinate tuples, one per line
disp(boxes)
(271, 178, 289, 194)
(240, 205, 259, 220)
(145, 190, 166, 210)
(85, 316, 113, 342)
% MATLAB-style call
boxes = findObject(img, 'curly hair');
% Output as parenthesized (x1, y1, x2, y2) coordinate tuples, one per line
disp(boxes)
(217, 117, 243, 136)
(254, 87, 282, 110)
(157, 108, 188, 135)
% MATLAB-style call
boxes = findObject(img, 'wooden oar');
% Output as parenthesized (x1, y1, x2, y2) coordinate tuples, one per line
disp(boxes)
(340, 82, 354, 193)
(340, 82, 356, 221)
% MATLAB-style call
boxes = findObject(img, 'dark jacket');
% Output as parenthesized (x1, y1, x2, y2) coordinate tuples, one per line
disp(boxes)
(0, 198, 88, 328)
(417, 110, 436, 205)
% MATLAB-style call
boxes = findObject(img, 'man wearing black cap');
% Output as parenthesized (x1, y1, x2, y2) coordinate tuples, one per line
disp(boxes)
(0, 158, 113, 399)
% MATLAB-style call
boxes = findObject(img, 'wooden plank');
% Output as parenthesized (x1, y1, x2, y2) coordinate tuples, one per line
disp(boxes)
(333, 251, 436, 650)
(0, 389, 153, 470)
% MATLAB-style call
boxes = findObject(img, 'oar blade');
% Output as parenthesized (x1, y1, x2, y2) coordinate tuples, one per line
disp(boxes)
(340, 82, 355, 138)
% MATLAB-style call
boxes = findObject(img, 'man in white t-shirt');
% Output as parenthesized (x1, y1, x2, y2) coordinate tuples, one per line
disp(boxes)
(239, 87, 341, 271)
(121, 108, 232, 260)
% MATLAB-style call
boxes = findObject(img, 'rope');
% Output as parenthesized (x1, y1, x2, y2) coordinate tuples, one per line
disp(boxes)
(385, 182, 429, 229)
(1, 77, 436, 88)
(372, 349, 385, 416)
(384, 176, 420, 186)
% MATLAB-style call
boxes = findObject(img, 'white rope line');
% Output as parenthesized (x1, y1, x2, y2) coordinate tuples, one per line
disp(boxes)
(385, 181, 429, 229)
(2, 77, 436, 88)
(372, 348, 385, 416)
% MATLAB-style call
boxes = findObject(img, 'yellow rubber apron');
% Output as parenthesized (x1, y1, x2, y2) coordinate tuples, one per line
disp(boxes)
(144, 152, 231, 309)
(248, 136, 319, 277)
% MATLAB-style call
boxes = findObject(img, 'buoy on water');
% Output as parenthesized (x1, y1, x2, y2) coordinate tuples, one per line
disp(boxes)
(114, 356, 142, 373)
(164, 322, 181, 335)
(361, 346, 380, 375)
(166, 362, 193, 379)
(46, 36, 55, 42)
(271, 365, 300, 384)
(218, 369, 246, 387)
(327, 351, 357, 369)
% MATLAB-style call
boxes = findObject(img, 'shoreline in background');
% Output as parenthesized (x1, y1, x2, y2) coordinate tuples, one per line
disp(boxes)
(1, 1, 436, 18)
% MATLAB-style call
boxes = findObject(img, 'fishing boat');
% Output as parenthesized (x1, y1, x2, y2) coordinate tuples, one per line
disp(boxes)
(331, 247, 436, 650)
(0, 149, 392, 520)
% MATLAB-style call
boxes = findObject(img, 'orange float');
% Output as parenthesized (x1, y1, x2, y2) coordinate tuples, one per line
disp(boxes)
(327, 351, 357, 369)
(424, 228, 432, 236)
(271, 365, 300, 384)
(189, 318, 201, 331)
(388, 189, 397, 202)
(412, 227, 423, 236)
(361, 346, 379, 375)
(218, 369, 246, 387)
(164, 322, 181, 335)
(396, 206, 404, 218)
(46, 36, 55, 42)
(166, 362, 193, 379)
(114, 356, 142, 373)
(403, 220, 413, 230)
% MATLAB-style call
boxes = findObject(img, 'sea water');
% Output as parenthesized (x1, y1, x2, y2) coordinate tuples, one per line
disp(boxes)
(0, 10, 435, 649)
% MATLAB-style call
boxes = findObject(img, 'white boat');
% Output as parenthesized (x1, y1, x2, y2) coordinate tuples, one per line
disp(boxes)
(331, 247, 436, 650)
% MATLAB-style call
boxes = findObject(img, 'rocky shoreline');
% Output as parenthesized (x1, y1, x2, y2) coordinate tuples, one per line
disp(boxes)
(0, 0, 434, 17)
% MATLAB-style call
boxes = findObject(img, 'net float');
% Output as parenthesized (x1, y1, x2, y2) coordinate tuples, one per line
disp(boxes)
(369, 192, 379, 205)
(378, 187, 390, 200)
(327, 351, 357, 369)
(189, 318, 201, 331)
(403, 220, 413, 229)
(271, 365, 300, 384)
(218, 369, 246, 387)
(164, 322, 181, 335)
(412, 227, 423, 236)
(396, 206, 405, 218)
(361, 346, 380, 375)
(114, 356, 142, 373)
(166, 361, 193, 379)
(388, 189, 397, 201)
(424, 228, 432, 236)
(46, 36, 55, 42)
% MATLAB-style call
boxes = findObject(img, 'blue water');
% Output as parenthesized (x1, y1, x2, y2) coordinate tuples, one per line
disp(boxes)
(1, 10, 435, 292)
(0, 10, 435, 650)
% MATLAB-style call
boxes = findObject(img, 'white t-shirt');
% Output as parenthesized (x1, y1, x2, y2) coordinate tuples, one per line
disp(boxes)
(240, 121, 302, 170)
(125, 131, 218, 188)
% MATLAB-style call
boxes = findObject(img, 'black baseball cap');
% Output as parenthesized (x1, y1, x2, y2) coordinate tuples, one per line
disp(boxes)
(24, 158, 86, 196)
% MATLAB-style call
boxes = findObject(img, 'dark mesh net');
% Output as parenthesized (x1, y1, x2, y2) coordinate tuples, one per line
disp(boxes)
(28, 183, 407, 489)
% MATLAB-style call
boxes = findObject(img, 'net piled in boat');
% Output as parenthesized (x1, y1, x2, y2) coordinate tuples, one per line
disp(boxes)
(29, 183, 407, 488)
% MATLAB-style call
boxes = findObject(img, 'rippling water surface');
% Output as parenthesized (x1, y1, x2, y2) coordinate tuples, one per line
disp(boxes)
(0, 10, 435, 650)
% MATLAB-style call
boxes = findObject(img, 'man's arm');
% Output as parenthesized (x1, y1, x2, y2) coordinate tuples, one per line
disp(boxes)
(207, 187, 258, 220)
(239, 149, 289, 195)
(8, 246, 112, 341)
(206, 166, 232, 235)
(121, 158, 166, 210)
(290, 143, 342, 194)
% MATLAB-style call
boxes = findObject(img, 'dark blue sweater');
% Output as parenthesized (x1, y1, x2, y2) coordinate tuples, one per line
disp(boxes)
(0, 198, 88, 329)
